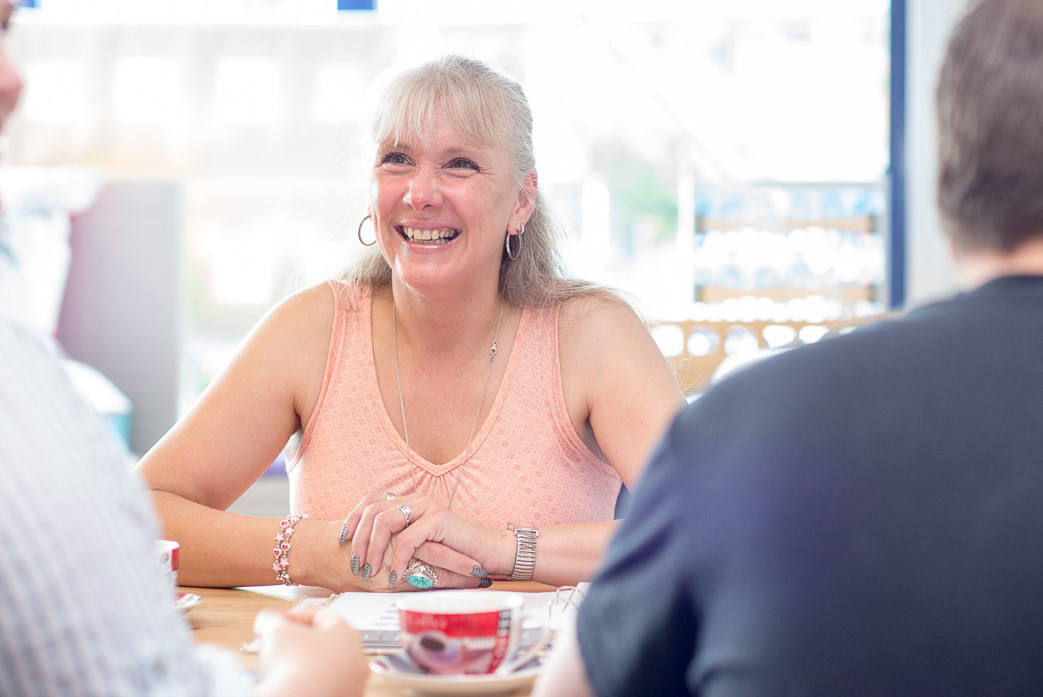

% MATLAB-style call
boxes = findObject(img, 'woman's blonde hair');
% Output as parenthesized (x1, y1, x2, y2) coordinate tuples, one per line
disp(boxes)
(343, 54, 602, 307)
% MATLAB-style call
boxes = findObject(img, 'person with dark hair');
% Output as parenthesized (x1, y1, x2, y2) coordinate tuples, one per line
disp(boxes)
(532, 0, 1043, 694)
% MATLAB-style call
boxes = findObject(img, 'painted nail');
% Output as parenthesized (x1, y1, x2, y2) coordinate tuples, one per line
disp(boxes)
(389, 571, 398, 586)
(471, 565, 487, 578)
(351, 554, 359, 576)
(478, 577, 493, 588)
(362, 563, 372, 582)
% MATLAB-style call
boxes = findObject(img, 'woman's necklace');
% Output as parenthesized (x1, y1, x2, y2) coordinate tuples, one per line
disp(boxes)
(392, 298, 505, 510)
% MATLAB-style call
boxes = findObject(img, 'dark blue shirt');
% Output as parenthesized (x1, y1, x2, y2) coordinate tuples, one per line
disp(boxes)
(578, 275, 1043, 697)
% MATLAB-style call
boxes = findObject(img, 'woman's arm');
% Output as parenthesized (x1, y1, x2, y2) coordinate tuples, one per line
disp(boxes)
(138, 284, 368, 591)
(355, 296, 684, 588)
(558, 293, 686, 492)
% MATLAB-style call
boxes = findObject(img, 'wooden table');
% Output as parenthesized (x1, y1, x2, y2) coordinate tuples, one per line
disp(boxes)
(184, 582, 554, 696)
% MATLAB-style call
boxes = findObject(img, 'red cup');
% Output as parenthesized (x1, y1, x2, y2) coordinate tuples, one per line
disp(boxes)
(398, 591, 542, 675)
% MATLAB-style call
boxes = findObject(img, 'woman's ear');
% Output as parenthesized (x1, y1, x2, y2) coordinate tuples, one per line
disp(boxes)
(525, 170, 538, 203)
(511, 171, 538, 230)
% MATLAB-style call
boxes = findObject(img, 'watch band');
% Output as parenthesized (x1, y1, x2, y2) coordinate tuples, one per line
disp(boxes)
(507, 524, 539, 581)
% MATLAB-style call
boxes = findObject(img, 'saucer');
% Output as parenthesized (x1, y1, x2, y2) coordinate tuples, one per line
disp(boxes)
(370, 652, 542, 696)
(175, 592, 203, 614)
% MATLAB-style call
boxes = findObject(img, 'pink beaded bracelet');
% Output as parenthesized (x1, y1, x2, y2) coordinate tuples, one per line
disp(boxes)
(273, 513, 309, 586)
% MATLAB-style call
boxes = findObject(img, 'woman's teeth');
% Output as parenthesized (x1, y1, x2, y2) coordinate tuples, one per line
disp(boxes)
(401, 226, 459, 244)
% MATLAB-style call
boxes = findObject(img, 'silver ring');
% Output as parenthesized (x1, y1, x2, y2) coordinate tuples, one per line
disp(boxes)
(398, 504, 414, 526)
(405, 559, 439, 589)
(385, 491, 397, 501)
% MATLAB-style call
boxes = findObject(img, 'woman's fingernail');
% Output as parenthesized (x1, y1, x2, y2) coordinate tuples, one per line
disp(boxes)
(351, 554, 359, 576)
(389, 571, 398, 586)
(478, 578, 493, 588)
(471, 565, 487, 578)
(362, 563, 372, 582)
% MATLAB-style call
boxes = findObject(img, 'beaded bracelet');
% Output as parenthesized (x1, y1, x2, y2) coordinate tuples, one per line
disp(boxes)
(273, 513, 309, 586)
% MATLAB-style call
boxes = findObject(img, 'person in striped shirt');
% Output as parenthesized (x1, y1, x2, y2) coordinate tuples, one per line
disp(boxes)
(0, 3, 364, 694)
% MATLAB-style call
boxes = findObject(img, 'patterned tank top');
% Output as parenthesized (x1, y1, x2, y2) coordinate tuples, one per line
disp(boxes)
(286, 282, 621, 528)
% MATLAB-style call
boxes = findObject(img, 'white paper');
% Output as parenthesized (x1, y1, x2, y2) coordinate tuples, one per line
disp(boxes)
(326, 584, 588, 633)
(237, 584, 332, 601)
(327, 591, 402, 630)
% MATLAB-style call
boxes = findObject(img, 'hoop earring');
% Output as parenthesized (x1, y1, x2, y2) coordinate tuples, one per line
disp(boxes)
(505, 224, 524, 261)
(357, 215, 376, 247)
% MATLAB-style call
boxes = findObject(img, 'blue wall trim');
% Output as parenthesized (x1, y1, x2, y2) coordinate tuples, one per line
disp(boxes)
(888, 0, 907, 308)
(338, 0, 375, 9)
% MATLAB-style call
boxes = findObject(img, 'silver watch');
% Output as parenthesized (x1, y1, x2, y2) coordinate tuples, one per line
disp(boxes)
(507, 524, 539, 581)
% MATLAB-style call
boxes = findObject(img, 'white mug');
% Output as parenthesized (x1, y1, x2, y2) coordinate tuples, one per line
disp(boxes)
(156, 539, 180, 596)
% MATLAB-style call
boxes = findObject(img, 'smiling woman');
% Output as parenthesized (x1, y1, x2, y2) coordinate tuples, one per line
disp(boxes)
(138, 55, 685, 594)
(369, 108, 528, 300)
(346, 55, 591, 309)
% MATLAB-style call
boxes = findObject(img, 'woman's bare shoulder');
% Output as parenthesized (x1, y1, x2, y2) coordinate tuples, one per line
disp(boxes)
(276, 280, 340, 314)
(558, 292, 647, 348)
(237, 282, 348, 373)
(262, 280, 357, 334)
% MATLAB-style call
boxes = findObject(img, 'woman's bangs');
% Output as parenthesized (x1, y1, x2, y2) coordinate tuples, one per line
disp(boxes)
(374, 74, 496, 149)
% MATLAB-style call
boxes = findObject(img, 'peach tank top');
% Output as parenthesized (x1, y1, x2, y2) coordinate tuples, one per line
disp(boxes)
(286, 282, 621, 528)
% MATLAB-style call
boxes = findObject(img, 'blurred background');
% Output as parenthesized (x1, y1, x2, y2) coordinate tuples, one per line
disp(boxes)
(0, 0, 966, 510)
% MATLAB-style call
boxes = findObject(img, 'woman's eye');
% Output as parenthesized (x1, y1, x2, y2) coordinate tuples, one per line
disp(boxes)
(446, 158, 479, 171)
(380, 152, 410, 166)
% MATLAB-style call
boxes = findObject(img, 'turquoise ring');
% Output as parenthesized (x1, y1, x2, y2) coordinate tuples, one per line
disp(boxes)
(405, 559, 438, 589)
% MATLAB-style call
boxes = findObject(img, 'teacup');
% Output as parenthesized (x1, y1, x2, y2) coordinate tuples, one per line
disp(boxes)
(156, 539, 180, 595)
(397, 591, 549, 675)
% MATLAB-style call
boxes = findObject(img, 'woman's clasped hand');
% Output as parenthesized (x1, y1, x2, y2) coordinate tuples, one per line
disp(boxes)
(339, 490, 509, 591)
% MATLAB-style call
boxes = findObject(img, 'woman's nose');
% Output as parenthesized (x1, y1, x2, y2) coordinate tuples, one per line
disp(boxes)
(403, 168, 442, 210)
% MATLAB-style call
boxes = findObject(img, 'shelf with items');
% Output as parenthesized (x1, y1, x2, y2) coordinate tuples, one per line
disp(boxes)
(698, 283, 875, 304)
(698, 216, 876, 232)
(650, 315, 890, 395)
(690, 181, 886, 315)
(693, 213, 883, 318)
(650, 183, 889, 394)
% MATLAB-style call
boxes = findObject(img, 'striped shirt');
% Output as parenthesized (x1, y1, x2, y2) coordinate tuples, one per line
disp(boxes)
(0, 317, 253, 696)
